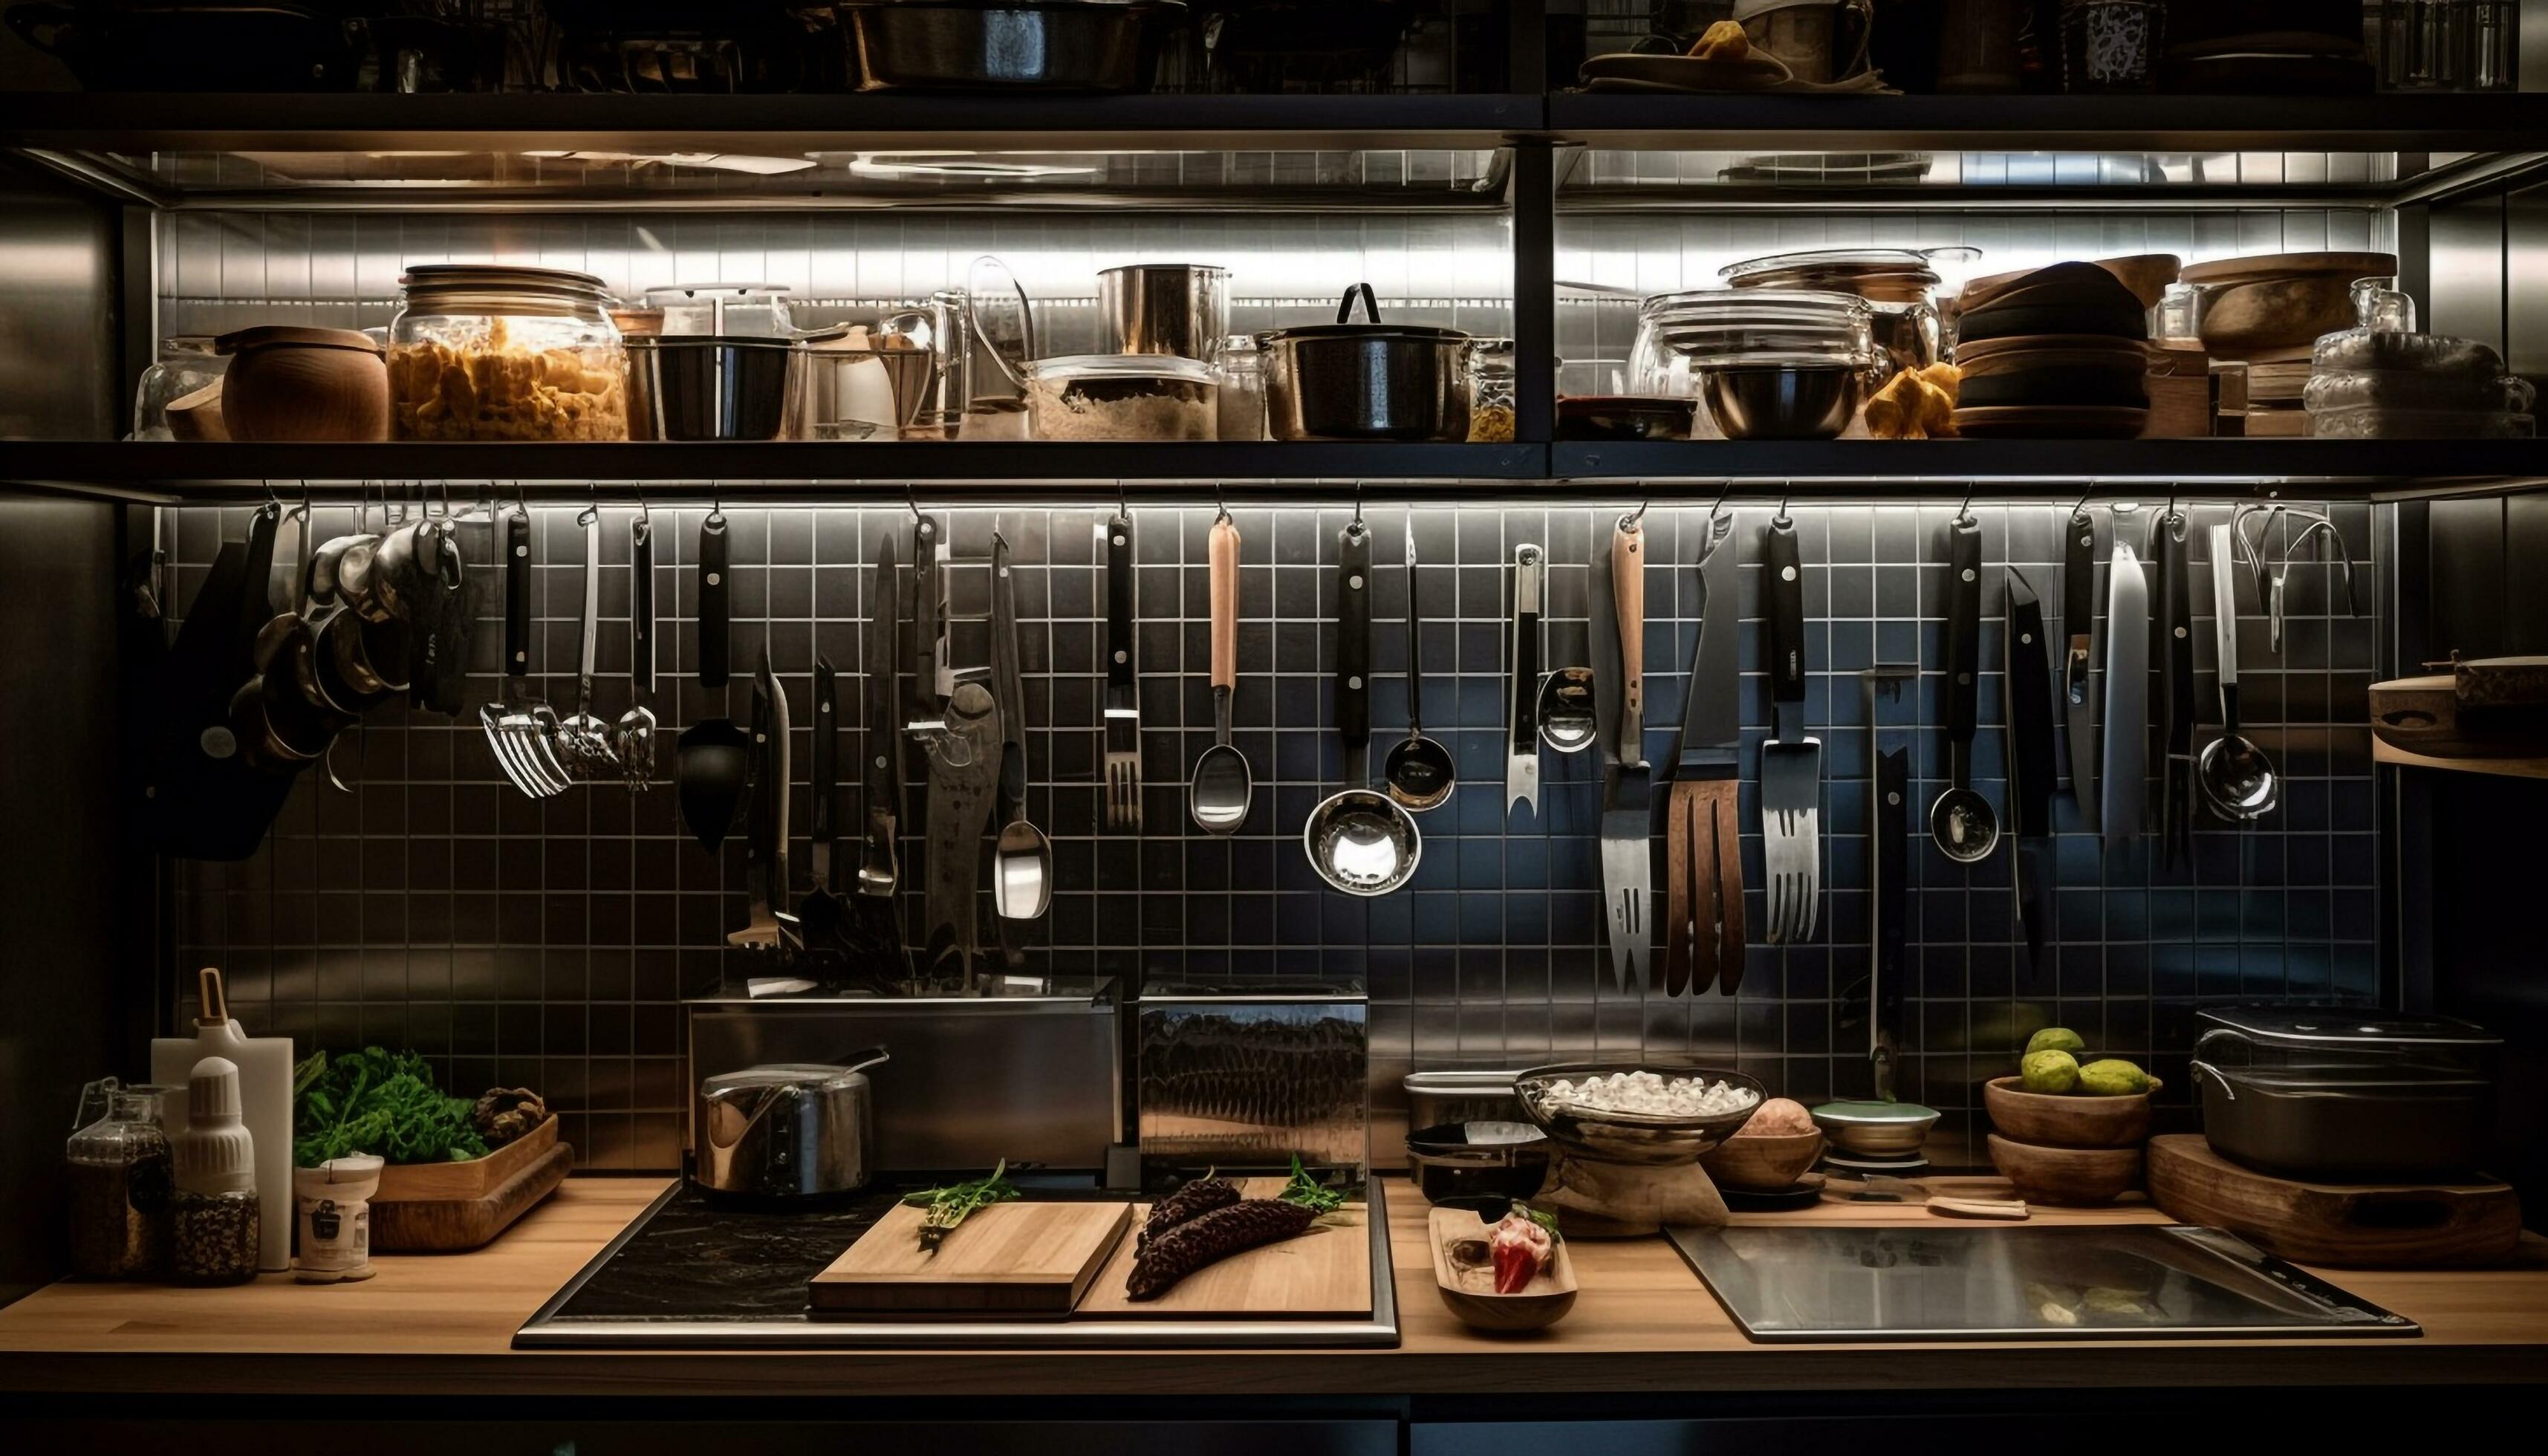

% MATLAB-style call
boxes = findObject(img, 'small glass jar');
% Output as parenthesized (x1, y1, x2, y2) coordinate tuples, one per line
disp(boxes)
(1212, 334, 1266, 442)
(65, 1079, 175, 1280)
(131, 338, 229, 441)
(2060, 0, 2162, 92)
(388, 263, 628, 441)
(169, 1189, 259, 1286)
(1468, 338, 1517, 443)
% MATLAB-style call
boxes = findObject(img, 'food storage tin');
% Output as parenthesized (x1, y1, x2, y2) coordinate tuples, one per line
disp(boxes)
(1259, 284, 1475, 443)
(1023, 353, 1218, 440)
(389, 264, 627, 441)
(643, 282, 797, 339)
(2190, 1005, 2501, 1179)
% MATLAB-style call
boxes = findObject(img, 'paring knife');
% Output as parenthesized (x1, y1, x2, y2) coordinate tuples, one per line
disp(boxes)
(2101, 536, 2149, 851)
(2005, 567, 2058, 979)
(2154, 510, 2196, 871)
(1665, 516, 1743, 997)
(1599, 513, 1652, 992)
(1505, 544, 1544, 822)
(2064, 507, 2099, 833)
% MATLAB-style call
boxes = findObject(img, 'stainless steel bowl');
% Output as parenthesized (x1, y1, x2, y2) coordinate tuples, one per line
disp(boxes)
(1513, 1062, 1769, 1167)
(1810, 1099, 1941, 1157)
(1697, 363, 1865, 440)
(836, 1, 1184, 92)
(1097, 263, 1229, 360)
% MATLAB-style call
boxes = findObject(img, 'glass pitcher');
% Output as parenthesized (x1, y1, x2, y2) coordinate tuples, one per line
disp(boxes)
(65, 1079, 177, 1279)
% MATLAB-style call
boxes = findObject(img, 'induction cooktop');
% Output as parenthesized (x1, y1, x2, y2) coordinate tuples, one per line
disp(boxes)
(1668, 1223, 2419, 1342)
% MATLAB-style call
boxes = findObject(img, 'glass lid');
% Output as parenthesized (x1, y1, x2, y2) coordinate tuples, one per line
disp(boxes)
(1024, 353, 1217, 384)
(2196, 1005, 2500, 1049)
(1721, 247, 1942, 282)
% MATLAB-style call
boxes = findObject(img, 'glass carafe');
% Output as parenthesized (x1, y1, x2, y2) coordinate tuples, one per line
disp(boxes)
(65, 1079, 176, 1279)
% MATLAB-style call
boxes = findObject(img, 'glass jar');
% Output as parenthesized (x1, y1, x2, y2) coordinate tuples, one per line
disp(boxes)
(1468, 338, 1517, 443)
(170, 1189, 259, 1286)
(388, 264, 628, 441)
(2379, 0, 2518, 91)
(1212, 333, 1266, 442)
(2060, 0, 2162, 91)
(1022, 355, 1217, 441)
(131, 338, 229, 441)
(65, 1079, 175, 1280)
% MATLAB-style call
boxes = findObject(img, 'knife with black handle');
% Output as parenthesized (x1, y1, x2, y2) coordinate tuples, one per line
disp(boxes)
(699, 511, 729, 690)
(2006, 566, 2058, 979)
(2154, 510, 2196, 871)
(2064, 507, 2099, 833)
(909, 512, 942, 730)
(1874, 744, 1908, 1099)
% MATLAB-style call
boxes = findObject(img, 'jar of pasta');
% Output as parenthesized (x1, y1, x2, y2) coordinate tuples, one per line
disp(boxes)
(389, 264, 628, 441)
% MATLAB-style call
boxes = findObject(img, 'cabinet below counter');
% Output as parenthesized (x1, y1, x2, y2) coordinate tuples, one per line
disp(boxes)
(1, 1175, 2544, 1400)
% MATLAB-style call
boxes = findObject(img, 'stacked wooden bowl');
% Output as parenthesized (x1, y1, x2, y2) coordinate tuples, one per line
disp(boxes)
(1983, 1075, 2160, 1206)
(2183, 250, 2396, 435)
(1951, 262, 2152, 438)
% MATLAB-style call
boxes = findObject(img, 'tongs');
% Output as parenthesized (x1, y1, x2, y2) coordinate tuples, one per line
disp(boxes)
(2232, 504, 2359, 656)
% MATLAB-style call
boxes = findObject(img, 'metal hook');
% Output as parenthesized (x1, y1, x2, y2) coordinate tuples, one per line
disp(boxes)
(511, 481, 530, 522)
(1120, 481, 1134, 519)
(1622, 497, 1648, 530)
(1351, 484, 1364, 526)
(1773, 483, 1793, 528)
(2070, 482, 2096, 521)
(578, 482, 600, 528)
(1214, 485, 1230, 525)
(1954, 483, 1977, 526)
(906, 484, 923, 525)
(292, 480, 312, 523)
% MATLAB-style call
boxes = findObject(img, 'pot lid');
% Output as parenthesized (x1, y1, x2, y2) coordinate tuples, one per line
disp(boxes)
(1024, 353, 1216, 384)
(1643, 287, 1874, 319)
(1403, 1069, 1526, 1093)
(400, 263, 616, 305)
(702, 1056, 888, 1096)
(215, 325, 383, 356)
(1261, 281, 1470, 345)
(1721, 247, 1941, 284)
(1097, 261, 1228, 278)
(2197, 1004, 2500, 1047)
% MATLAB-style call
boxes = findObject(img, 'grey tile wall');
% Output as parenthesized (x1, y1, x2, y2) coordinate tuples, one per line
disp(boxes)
(168, 493, 2382, 1171)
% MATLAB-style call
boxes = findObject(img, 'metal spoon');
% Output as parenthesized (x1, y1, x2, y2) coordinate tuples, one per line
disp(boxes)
(1382, 529, 1454, 812)
(2199, 524, 2279, 820)
(1536, 665, 1598, 753)
(1189, 511, 1252, 834)
(614, 513, 657, 791)
(1929, 516, 2001, 863)
(988, 533, 1055, 917)
(1306, 519, 1420, 897)
(556, 507, 620, 781)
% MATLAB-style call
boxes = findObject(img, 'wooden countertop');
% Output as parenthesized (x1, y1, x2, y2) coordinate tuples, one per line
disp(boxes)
(1, 1174, 2542, 1398)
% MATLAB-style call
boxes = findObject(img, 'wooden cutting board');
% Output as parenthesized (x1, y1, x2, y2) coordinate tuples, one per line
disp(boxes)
(1074, 1178, 1373, 1319)
(809, 1200, 1131, 1315)
(2145, 1134, 2522, 1268)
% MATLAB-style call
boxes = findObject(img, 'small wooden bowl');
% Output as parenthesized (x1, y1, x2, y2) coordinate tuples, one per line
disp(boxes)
(1698, 1130, 1827, 1192)
(1983, 1075, 2160, 1149)
(1989, 1133, 2143, 1206)
(1428, 1207, 1579, 1332)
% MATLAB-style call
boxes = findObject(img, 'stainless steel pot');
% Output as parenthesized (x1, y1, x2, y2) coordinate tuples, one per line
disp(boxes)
(1097, 263, 1229, 360)
(1260, 283, 1475, 443)
(695, 1049, 890, 1199)
(628, 336, 802, 441)
(836, 1, 1183, 92)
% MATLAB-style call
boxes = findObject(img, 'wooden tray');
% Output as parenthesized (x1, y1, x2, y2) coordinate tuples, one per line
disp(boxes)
(811, 1201, 1131, 1315)
(372, 1114, 559, 1203)
(1074, 1178, 1373, 1320)
(371, 1140, 573, 1252)
(2145, 1134, 2521, 1267)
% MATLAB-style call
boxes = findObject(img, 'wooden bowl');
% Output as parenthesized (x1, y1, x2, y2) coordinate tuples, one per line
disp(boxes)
(215, 325, 389, 442)
(2095, 253, 2183, 311)
(1983, 1076, 2160, 1148)
(2197, 275, 2360, 358)
(1698, 1130, 1826, 1191)
(1428, 1207, 1579, 1332)
(1988, 1133, 2143, 1206)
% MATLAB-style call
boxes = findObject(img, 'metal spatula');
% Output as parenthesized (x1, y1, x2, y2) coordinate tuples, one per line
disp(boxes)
(1758, 516, 1821, 944)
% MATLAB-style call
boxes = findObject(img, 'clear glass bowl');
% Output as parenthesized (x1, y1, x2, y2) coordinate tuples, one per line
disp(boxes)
(131, 337, 228, 441)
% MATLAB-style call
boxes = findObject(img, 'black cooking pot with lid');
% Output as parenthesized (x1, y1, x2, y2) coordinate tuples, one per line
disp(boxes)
(2188, 1005, 2500, 1180)
(1259, 283, 1475, 443)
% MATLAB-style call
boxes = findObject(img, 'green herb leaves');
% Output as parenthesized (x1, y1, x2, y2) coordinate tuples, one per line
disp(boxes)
(1278, 1154, 1346, 1215)
(291, 1047, 490, 1168)
(901, 1159, 1022, 1252)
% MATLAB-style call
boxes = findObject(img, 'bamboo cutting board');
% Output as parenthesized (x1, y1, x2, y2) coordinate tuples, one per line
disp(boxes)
(809, 1201, 1131, 1315)
(1074, 1179, 1373, 1319)
(2145, 1134, 2523, 1268)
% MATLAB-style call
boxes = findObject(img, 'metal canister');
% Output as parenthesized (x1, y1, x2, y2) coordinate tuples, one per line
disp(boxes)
(695, 1050, 890, 1200)
(1096, 263, 1230, 361)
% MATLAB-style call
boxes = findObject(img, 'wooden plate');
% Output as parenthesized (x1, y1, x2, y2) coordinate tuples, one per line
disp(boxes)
(1427, 1207, 1579, 1332)
(1951, 405, 2150, 438)
(810, 1201, 1131, 1315)
(2180, 250, 2396, 287)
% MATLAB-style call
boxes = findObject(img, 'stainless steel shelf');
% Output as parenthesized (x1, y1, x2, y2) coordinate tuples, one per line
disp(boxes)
(1549, 439, 2548, 493)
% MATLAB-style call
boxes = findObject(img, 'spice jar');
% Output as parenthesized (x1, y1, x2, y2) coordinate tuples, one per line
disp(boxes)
(388, 263, 628, 441)
(65, 1079, 175, 1279)
(1468, 338, 1518, 443)
(169, 1056, 259, 1287)
(295, 1155, 384, 1285)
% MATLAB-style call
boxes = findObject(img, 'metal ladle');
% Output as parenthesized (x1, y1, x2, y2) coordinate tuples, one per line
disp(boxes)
(1189, 511, 1253, 834)
(2199, 524, 2280, 820)
(1306, 519, 1420, 897)
(1383, 530, 1455, 812)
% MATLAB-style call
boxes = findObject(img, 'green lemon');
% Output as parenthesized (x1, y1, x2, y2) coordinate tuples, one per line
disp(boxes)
(2021, 1049, 2081, 1093)
(2025, 1027, 2087, 1058)
(2078, 1058, 2152, 1096)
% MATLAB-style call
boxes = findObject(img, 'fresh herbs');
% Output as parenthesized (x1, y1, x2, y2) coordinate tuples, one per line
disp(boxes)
(291, 1048, 490, 1168)
(901, 1159, 1021, 1252)
(1513, 1200, 1562, 1242)
(1277, 1153, 1347, 1215)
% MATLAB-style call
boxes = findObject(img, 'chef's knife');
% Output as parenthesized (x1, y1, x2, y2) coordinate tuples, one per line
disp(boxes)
(908, 512, 943, 732)
(727, 662, 782, 950)
(2154, 511, 2196, 871)
(858, 532, 903, 901)
(2005, 567, 2058, 978)
(1599, 513, 1652, 992)
(1100, 507, 1143, 831)
(2064, 507, 2099, 833)
(2101, 538, 2149, 851)
(1505, 544, 1543, 822)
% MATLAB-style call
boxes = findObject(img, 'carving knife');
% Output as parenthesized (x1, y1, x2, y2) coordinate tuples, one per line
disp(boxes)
(2005, 566, 2058, 979)
(1599, 513, 1652, 992)
(1505, 544, 1543, 822)
(2101, 538, 2148, 851)
(2154, 510, 2197, 871)
(2064, 507, 2099, 833)
(1665, 516, 1743, 997)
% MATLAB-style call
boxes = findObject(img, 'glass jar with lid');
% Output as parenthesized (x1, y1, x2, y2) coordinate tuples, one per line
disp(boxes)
(1022, 354, 1217, 441)
(65, 1079, 175, 1280)
(1212, 333, 1267, 441)
(1467, 338, 1517, 442)
(131, 337, 229, 441)
(389, 264, 628, 441)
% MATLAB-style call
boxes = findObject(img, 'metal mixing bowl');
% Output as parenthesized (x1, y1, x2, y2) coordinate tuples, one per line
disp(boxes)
(1697, 363, 1865, 440)
(1810, 1099, 1941, 1157)
(1513, 1061, 1768, 1167)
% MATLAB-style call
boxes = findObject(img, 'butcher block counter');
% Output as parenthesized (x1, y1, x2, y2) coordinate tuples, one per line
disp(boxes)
(1, 1174, 2544, 1400)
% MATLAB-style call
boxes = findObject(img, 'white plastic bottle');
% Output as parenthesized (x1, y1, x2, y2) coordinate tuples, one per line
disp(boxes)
(153, 968, 293, 1271)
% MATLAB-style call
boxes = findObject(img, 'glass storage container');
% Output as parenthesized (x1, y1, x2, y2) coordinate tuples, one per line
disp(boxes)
(389, 264, 628, 441)
(1023, 354, 1217, 441)
(1212, 332, 1267, 441)
(64, 1079, 175, 1280)
(1467, 338, 1517, 442)
(130, 337, 228, 441)
(2189, 1006, 2502, 1180)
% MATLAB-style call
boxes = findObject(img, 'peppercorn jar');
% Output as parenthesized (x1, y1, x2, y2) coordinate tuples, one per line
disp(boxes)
(388, 263, 628, 441)
(169, 1056, 259, 1287)
(65, 1079, 175, 1279)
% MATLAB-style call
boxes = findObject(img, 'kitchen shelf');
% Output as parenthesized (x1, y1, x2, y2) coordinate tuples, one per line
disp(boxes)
(1547, 92, 2548, 152)
(9, 440, 2540, 499)
(2373, 741, 2548, 780)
